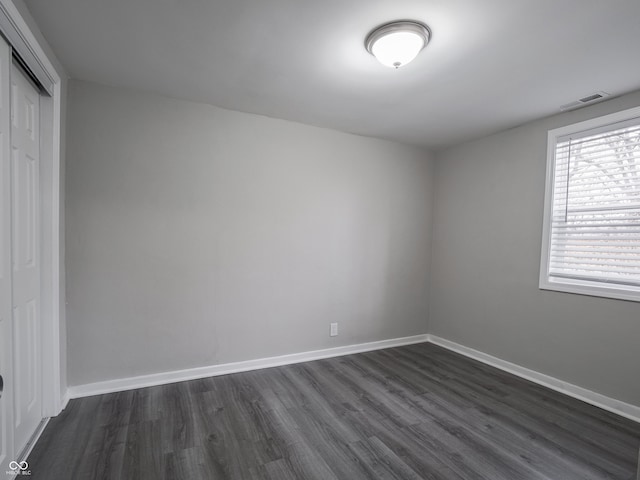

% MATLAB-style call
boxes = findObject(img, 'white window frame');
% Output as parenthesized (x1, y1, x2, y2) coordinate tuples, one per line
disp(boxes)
(540, 105, 640, 302)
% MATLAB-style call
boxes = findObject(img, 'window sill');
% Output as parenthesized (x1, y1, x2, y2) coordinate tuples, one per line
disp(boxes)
(539, 277, 640, 303)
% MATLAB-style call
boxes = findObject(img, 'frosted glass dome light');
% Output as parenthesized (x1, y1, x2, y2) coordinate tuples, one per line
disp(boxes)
(365, 21, 431, 69)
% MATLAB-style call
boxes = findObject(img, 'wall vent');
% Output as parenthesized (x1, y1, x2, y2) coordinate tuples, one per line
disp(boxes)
(560, 91, 610, 112)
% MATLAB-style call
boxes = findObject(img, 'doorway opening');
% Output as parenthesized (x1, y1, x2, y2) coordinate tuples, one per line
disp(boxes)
(0, 0, 64, 470)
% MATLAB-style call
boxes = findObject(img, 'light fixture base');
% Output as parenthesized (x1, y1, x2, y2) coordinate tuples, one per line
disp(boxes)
(365, 20, 431, 69)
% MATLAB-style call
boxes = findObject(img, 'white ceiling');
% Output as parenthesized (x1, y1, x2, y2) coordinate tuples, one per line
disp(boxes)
(24, 0, 640, 149)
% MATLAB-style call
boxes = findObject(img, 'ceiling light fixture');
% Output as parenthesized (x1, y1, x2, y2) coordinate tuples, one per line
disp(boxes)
(365, 21, 431, 69)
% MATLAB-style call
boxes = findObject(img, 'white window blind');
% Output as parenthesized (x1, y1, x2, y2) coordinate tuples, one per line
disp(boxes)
(549, 117, 640, 288)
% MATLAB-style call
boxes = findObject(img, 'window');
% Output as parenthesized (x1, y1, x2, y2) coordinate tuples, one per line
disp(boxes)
(540, 106, 640, 302)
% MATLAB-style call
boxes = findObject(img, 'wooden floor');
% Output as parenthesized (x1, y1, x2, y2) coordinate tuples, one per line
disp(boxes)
(28, 343, 640, 480)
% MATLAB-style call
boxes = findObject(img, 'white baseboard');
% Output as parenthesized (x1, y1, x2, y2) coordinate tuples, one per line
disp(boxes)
(428, 335, 640, 424)
(60, 390, 70, 411)
(67, 334, 430, 399)
(64, 332, 640, 425)
(19, 417, 49, 462)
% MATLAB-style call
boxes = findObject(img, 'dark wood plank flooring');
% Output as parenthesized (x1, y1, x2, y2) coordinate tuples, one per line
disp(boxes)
(28, 343, 640, 479)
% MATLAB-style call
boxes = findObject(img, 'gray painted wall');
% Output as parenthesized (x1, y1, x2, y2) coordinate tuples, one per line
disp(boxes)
(430, 90, 640, 406)
(66, 80, 434, 386)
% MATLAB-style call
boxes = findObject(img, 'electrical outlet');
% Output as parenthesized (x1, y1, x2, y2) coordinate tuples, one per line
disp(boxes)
(330, 323, 338, 337)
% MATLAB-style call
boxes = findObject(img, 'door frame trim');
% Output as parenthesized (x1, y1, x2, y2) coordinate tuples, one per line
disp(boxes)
(0, 0, 64, 417)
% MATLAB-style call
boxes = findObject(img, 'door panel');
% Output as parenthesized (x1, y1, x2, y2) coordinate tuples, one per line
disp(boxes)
(0, 36, 14, 474)
(10, 61, 41, 456)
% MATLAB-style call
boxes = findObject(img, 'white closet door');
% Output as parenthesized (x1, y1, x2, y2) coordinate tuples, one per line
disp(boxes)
(10, 61, 41, 456)
(0, 35, 15, 474)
